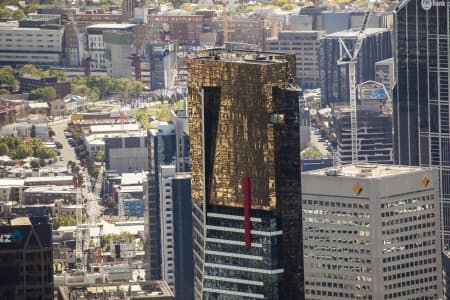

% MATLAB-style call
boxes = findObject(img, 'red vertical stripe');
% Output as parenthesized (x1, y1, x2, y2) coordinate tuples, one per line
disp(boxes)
(243, 176, 251, 248)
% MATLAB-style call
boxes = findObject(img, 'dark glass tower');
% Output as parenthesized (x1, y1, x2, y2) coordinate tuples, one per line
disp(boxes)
(188, 50, 304, 300)
(393, 0, 450, 247)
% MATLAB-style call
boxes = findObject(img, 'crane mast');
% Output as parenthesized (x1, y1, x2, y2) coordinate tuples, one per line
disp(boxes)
(337, 5, 373, 165)
(222, 0, 228, 44)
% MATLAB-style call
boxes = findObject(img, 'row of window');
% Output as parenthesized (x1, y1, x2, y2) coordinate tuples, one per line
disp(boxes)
(303, 199, 369, 209)
(383, 284, 438, 299)
(305, 289, 371, 299)
(304, 244, 371, 255)
(304, 217, 370, 227)
(384, 265, 436, 283)
(381, 213, 435, 227)
(381, 221, 435, 236)
(381, 204, 434, 218)
(304, 252, 371, 265)
(381, 194, 434, 209)
(382, 230, 435, 246)
(383, 248, 437, 268)
(304, 208, 370, 219)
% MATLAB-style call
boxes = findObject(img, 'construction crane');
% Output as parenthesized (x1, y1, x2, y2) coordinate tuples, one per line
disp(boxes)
(222, 0, 228, 44)
(336, 1, 374, 165)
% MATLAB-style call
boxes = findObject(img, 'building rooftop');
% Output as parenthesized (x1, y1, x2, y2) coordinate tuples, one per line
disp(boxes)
(121, 172, 147, 186)
(193, 49, 295, 65)
(24, 175, 73, 184)
(86, 23, 136, 30)
(0, 179, 24, 187)
(89, 123, 141, 134)
(305, 164, 427, 179)
(24, 185, 76, 193)
(325, 27, 390, 38)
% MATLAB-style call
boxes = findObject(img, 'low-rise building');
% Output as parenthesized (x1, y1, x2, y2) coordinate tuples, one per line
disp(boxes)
(23, 185, 77, 205)
(18, 75, 71, 99)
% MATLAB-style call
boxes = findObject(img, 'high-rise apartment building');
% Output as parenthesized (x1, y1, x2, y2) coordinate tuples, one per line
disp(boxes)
(302, 164, 443, 299)
(393, 0, 450, 248)
(188, 50, 304, 300)
(266, 31, 325, 89)
(319, 28, 392, 106)
(0, 216, 53, 299)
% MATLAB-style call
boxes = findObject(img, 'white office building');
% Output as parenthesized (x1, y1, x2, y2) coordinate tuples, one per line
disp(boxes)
(302, 164, 443, 300)
(0, 21, 64, 65)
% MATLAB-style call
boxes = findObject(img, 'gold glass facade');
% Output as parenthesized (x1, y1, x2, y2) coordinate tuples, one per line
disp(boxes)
(188, 50, 297, 210)
(188, 50, 304, 300)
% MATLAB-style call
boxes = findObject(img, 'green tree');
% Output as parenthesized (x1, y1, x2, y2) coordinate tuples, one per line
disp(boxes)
(95, 150, 104, 162)
(0, 66, 19, 91)
(53, 215, 77, 229)
(0, 7, 12, 18)
(130, 80, 145, 97)
(11, 10, 25, 20)
(55, 141, 63, 149)
(19, 64, 41, 77)
(301, 147, 323, 158)
(49, 69, 67, 81)
(29, 87, 56, 102)
(103, 195, 117, 210)
(14, 143, 33, 159)
(0, 143, 9, 156)
(27, 4, 39, 13)
(30, 159, 40, 168)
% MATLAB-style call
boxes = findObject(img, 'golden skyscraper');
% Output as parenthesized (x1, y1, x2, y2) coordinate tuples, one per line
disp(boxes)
(188, 49, 304, 300)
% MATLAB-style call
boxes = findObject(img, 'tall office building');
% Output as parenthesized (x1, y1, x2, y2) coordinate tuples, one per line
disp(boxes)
(319, 28, 392, 106)
(0, 216, 53, 299)
(302, 164, 443, 299)
(393, 0, 450, 247)
(159, 165, 193, 300)
(145, 122, 176, 280)
(188, 50, 304, 300)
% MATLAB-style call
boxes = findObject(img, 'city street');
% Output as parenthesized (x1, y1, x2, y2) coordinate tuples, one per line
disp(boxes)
(309, 128, 330, 156)
(50, 119, 77, 165)
(50, 118, 104, 221)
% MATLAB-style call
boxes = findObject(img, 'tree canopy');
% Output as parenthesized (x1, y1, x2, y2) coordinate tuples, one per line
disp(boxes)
(0, 136, 56, 160)
(0, 66, 18, 91)
(29, 87, 56, 102)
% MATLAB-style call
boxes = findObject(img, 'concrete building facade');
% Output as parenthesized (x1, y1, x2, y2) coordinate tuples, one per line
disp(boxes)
(104, 31, 134, 78)
(302, 164, 443, 299)
(266, 31, 324, 89)
(0, 21, 64, 66)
